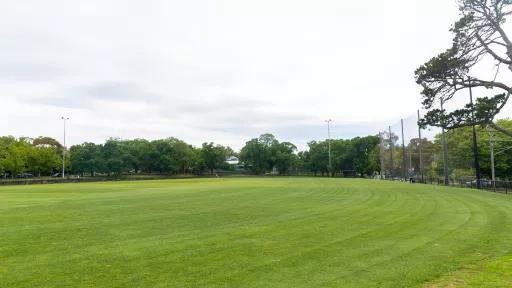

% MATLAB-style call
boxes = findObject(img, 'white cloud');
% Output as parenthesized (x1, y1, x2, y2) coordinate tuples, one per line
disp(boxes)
(1, 0, 507, 150)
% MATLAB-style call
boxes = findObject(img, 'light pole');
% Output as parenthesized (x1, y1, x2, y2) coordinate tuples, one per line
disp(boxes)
(401, 119, 406, 181)
(440, 99, 449, 185)
(379, 132, 385, 179)
(487, 126, 512, 189)
(325, 119, 332, 177)
(487, 127, 496, 189)
(389, 126, 394, 179)
(61, 117, 69, 179)
(468, 79, 482, 189)
(417, 110, 424, 183)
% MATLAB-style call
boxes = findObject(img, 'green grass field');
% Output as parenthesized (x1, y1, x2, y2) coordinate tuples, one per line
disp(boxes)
(2, 178, 512, 287)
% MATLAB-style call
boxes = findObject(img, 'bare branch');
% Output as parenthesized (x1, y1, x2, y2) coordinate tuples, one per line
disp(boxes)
(476, 32, 512, 63)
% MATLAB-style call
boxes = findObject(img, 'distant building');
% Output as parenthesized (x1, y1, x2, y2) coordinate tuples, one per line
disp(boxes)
(226, 156, 239, 165)
(226, 156, 246, 171)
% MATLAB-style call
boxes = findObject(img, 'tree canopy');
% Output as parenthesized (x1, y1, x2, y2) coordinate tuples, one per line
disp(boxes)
(3, 122, 508, 181)
(416, 0, 512, 137)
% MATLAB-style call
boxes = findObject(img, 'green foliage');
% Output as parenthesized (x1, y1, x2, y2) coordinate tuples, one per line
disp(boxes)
(239, 134, 275, 174)
(351, 136, 380, 175)
(302, 136, 380, 177)
(0, 136, 62, 177)
(199, 142, 229, 174)
(430, 119, 512, 180)
(102, 138, 126, 175)
(305, 141, 329, 175)
(68, 138, 231, 176)
(418, 93, 509, 130)
(26, 147, 61, 176)
(240, 134, 299, 175)
(172, 139, 197, 173)
(70, 142, 102, 176)
(415, 0, 512, 135)
(4, 118, 511, 181)
(451, 168, 475, 180)
(1, 143, 27, 177)
(273, 141, 298, 174)
(32, 136, 63, 150)
(0, 136, 16, 175)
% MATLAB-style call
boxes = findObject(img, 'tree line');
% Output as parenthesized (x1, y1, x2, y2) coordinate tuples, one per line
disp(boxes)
(70, 139, 232, 176)
(0, 136, 63, 177)
(0, 133, 382, 178)
(380, 119, 512, 181)
(1, 121, 511, 180)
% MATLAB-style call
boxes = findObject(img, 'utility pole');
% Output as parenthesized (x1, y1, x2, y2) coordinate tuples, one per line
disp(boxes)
(469, 80, 482, 189)
(409, 145, 412, 177)
(440, 99, 449, 185)
(401, 119, 407, 181)
(389, 126, 394, 179)
(417, 110, 424, 183)
(325, 119, 332, 177)
(61, 117, 69, 179)
(379, 132, 385, 179)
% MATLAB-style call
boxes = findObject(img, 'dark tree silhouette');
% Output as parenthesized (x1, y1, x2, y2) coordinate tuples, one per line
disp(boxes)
(416, 0, 512, 137)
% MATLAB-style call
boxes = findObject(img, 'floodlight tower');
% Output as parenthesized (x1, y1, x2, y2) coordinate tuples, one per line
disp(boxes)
(325, 119, 332, 177)
(61, 117, 69, 179)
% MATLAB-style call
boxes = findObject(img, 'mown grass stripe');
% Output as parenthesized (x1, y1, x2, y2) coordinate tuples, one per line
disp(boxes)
(2, 178, 512, 287)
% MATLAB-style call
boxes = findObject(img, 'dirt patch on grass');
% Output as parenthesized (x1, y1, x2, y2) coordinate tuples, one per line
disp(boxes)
(425, 257, 512, 287)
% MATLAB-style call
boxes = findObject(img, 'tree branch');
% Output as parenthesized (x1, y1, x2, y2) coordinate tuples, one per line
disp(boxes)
(489, 121, 512, 137)
(456, 79, 511, 91)
(475, 33, 512, 64)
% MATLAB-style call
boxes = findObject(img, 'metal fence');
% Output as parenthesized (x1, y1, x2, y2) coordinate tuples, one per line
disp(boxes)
(379, 111, 441, 182)
(378, 108, 512, 194)
(0, 174, 214, 186)
(384, 176, 512, 194)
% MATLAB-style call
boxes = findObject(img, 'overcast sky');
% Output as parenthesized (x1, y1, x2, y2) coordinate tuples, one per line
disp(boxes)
(1, 0, 509, 150)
